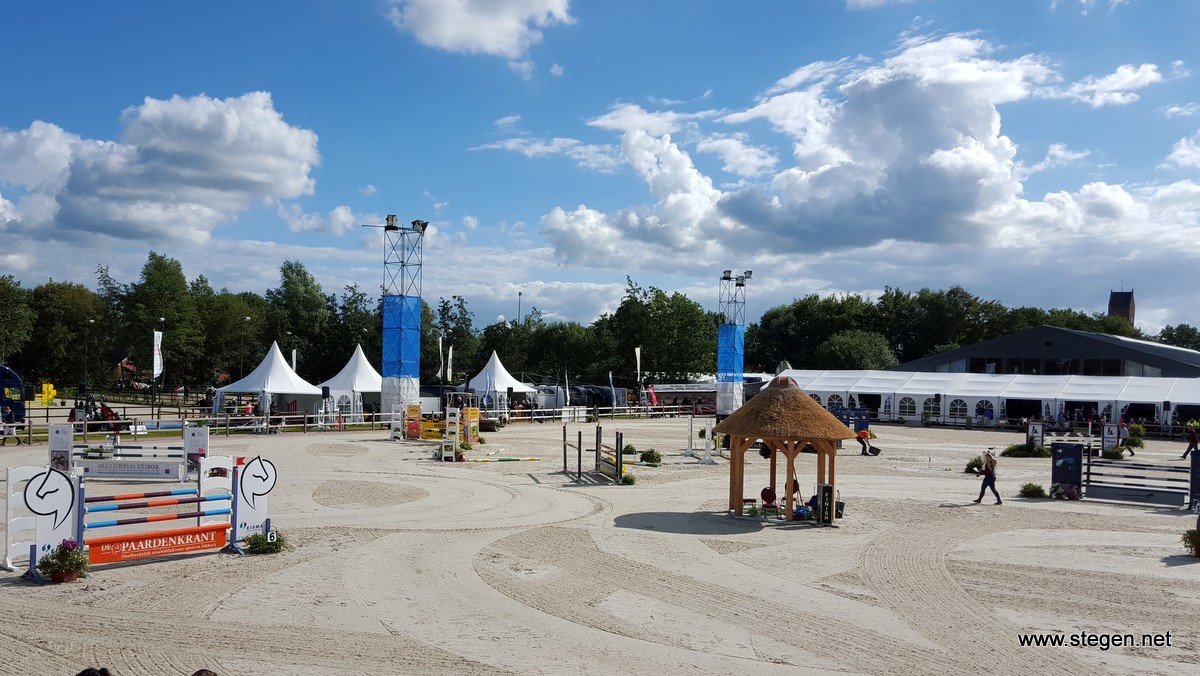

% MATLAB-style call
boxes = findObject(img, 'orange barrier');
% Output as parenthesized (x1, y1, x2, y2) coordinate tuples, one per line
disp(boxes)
(86, 523, 229, 564)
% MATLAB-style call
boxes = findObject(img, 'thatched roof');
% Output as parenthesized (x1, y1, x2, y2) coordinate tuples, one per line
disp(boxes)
(713, 375, 854, 440)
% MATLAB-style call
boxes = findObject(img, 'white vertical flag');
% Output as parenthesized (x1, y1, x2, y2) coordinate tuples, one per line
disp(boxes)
(436, 334, 444, 379)
(634, 346, 641, 383)
(446, 345, 454, 383)
(152, 330, 164, 380)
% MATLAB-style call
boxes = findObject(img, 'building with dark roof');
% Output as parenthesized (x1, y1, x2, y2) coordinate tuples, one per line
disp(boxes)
(894, 325, 1200, 378)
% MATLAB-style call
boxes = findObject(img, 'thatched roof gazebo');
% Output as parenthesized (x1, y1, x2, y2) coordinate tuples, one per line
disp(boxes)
(714, 375, 855, 522)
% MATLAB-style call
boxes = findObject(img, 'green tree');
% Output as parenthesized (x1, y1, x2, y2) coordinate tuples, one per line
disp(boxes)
(125, 252, 204, 386)
(24, 281, 103, 386)
(266, 261, 331, 380)
(528, 321, 595, 383)
(1158, 324, 1200, 351)
(814, 330, 898, 370)
(595, 279, 716, 385)
(643, 290, 716, 381)
(93, 265, 129, 381)
(0, 276, 35, 366)
(872, 287, 921, 363)
(435, 295, 481, 382)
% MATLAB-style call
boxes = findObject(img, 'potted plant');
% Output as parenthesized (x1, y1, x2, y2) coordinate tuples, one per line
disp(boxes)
(1183, 529, 1200, 557)
(37, 538, 89, 583)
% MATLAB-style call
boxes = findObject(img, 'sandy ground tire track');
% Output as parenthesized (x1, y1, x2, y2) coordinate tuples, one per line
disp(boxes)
(478, 525, 975, 674)
(856, 513, 1095, 675)
(305, 442, 370, 458)
(0, 591, 505, 675)
(67, 526, 397, 621)
(951, 558, 1200, 631)
(311, 478, 428, 507)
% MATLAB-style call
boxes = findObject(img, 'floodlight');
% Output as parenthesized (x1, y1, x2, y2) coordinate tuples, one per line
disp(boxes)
(744, 270, 753, 280)
(384, 214, 399, 231)
(721, 269, 732, 280)
(735, 275, 746, 287)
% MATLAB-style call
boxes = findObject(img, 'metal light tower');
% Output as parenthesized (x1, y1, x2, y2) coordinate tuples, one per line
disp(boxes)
(365, 215, 427, 420)
(716, 270, 752, 417)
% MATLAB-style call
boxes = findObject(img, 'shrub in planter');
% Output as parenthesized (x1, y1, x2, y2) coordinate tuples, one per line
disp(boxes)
(1183, 529, 1200, 556)
(1123, 436, 1144, 449)
(965, 455, 983, 473)
(36, 538, 89, 581)
(459, 442, 473, 451)
(620, 473, 637, 485)
(1128, 422, 1146, 439)
(698, 428, 706, 439)
(1001, 442, 1051, 458)
(1101, 447, 1125, 460)
(1018, 482, 1047, 498)
(639, 449, 662, 464)
(1050, 483, 1081, 500)
(243, 530, 286, 555)
(622, 443, 639, 455)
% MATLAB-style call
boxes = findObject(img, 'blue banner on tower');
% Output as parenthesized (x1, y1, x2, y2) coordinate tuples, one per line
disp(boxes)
(382, 294, 421, 379)
(716, 323, 744, 382)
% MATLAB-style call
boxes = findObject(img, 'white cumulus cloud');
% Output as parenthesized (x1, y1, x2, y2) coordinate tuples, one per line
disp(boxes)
(386, 0, 572, 73)
(0, 92, 318, 244)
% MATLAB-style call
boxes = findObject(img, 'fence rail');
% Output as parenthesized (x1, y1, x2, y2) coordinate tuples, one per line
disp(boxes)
(4, 403, 709, 444)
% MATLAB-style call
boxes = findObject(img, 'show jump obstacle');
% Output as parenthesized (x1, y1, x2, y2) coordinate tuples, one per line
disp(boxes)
(3, 454, 277, 582)
(48, 423, 210, 482)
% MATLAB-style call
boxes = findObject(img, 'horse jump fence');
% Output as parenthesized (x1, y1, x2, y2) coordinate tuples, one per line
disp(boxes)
(1083, 452, 1198, 507)
(560, 425, 627, 484)
(49, 423, 210, 482)
(3, 454, 276, 582)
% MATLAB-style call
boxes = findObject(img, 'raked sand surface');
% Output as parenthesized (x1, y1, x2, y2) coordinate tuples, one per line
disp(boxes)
(1, 418, 1198, 675)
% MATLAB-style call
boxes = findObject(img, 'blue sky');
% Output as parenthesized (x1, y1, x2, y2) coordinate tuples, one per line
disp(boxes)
(3, 0, 1199, 334)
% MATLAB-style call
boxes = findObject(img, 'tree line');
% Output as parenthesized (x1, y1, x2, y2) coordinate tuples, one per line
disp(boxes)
(2, 253, 1198, 393)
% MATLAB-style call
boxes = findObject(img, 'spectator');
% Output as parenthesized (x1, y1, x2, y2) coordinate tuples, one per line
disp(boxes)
(1, 405, 21, 446)
(1182, 424, 1198, 460)
(1119, 421, 1133, 456)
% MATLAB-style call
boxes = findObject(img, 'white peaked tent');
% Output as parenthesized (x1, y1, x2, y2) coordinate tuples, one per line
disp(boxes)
(467, 351, 536, 410)
(318, 344, 382, 423)
(215, 341, 322, 414)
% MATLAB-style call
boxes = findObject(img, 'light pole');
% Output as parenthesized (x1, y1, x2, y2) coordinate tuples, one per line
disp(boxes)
(518, 291, 522, 325)
(240, 316, 251, 378)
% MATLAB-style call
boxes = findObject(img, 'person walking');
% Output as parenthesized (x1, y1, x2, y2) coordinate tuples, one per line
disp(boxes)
(1118, 421, 1134, 456)
(1182, 424, 1199, 460)
(1, 405, 21, 446)
(973, 451, 1001, 504)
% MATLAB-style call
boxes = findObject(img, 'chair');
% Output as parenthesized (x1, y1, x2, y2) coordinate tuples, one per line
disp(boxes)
(788, 479, 804, 505)
(760, 487, 783, 517)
